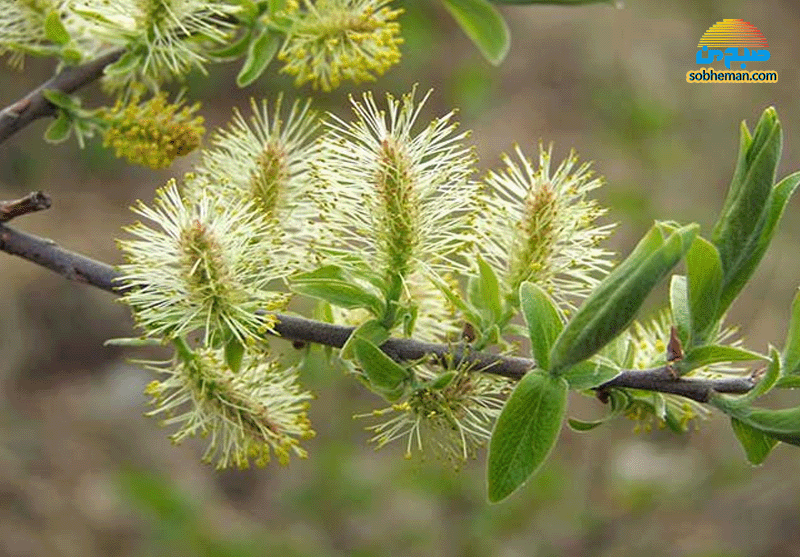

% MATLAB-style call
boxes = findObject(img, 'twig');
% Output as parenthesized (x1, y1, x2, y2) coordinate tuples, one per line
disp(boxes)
(0, 49, 124, 145)
(0, 217, 757, 402)
(0, 191, 51, 222)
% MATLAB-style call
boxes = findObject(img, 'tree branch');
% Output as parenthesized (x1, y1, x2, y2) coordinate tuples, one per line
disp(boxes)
(0, 217, 756, 403)
(0, 49, 124, 145)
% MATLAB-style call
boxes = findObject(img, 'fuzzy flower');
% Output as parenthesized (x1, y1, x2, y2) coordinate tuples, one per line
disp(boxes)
(190, 96, 321, 262)
(100, 90, 205, 168)
(358, 363, 511, 465)
(478, 144, 615, 309)
(278, 0, 403, 91)
(0, 0, 50, 65)
(117, 180, 288, 343)
(311, 88, 478, 308)
(74, 0, 237, 90)
(143, 346, 314, 468)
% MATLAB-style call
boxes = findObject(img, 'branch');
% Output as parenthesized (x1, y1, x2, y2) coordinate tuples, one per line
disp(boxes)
(0, 218, 755, 403)
(0, 49, 124, 145)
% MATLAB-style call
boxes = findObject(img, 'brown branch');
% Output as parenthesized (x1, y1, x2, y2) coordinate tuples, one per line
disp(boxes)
(0, 191, 51, 222)
(0, 49, 124, 145)
(0, 213, 757, 403)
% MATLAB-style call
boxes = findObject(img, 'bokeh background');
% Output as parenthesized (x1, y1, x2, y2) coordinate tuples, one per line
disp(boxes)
(2, 1, 800, 555)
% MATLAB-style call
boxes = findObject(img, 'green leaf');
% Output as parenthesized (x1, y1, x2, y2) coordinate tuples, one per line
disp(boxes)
(730, 417, 779, 465)
(236, 29, 280, 87)
(42, 89, 79, 110)
(44, 11, 70, 46)
(428, 272, 483, 327)
(441, 0, 510, 66)
(685, 237, 723, 344)
(560, 359, 619, 390)
(712, 108, 786, 313)
(340, 319, 390, 360)
(44, 111, 72, 143)
(351, 337, 410, 401)
(487, 371, 567, 503)
(670, 275, 691, 346)
(567, 389, 628, 432)
(677, 344, 766, 374)
(743, 346, 781, 402)
(224, 338, 245, 374)
(711, 386, 800, 447)
(476, 254, 503, 322)
(519, 281, 563, 371)
(209, 28, 252, 60)
(291, 269, 384, 314)
(775, 375, 800, 389)
(782, 288, 800, 376)
(549, 223, 697, 375)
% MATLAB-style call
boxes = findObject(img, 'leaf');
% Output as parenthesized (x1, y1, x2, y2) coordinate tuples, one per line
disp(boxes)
(209, 28, 252, 60)
(44, 11, 70, 46)
(711, 109, 795, 314)
(487, 372, 567, 503)
(224, 338, 245, 374)
(743, 346, 781, 402)
(236, 29, 280, 87)
(711, 391, 800, 447)
(560, 359, 620, 390)
(677, 344, 766, 374)
(669, 275, 691, 346)
(351, 337, 410, 401)
(519, 281, 563, 371)
(44, 111, 72, 143)
(340, 319, 389, 360)
(782, 288, 800, 375)
(441, 0, 510, 66)
(685, 236, 723, 344)
(775, 375, 800, 389)
(476, 254, 503, 322)
(567, 389, 628, 432)
(730, 418, 779, 465)
(42, 89, 79, 110)
(549, 223, 697, 375)
(291, 269, 384, 314)
(428, 272, 483, 327)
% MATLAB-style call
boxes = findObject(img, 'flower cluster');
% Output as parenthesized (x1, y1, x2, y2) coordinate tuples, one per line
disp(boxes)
(477, 144, 615, 309)
(100, 91, 205, 168)
(359, 363, 512, 465)
(143, 346, 314, 468)
(310, 88, 477, 312)
(278, 0, 403, 91)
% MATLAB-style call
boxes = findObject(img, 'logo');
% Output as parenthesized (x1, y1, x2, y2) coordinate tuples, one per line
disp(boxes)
(686, 19, 778, 83)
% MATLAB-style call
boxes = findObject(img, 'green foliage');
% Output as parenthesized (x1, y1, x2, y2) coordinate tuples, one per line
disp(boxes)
(351, 337, 411, 401)
(441, 0, 510, 65)
(549, 222, 697, 374)
(487, 371, 568, 502)
(519, 281, 563, 371)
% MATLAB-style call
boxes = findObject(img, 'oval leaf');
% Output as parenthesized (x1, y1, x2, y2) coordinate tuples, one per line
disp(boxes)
(549, 223, 697, 375)
(487, 372, 567, 503)
(686, 236, 723, 344)
(441, 0, 510, 65)
(519, 281, 563, 371)
(45, 11, 70, 46)
(678, 344, 766, 375)
(351, 337, 410, 401)
(730, 417, 779, 465)
(237, 29, 280, 87)
(670, 275, 691, 346)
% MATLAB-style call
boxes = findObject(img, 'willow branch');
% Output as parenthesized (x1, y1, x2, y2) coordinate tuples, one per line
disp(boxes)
(0, 220, 756, 403)
(0, 49, 124, 145)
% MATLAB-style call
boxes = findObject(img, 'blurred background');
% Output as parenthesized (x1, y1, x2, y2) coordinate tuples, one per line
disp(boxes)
(2, 1, 800, 555)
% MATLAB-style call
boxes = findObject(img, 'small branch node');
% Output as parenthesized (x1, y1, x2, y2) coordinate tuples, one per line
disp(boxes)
(0, 191, 52, 222)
